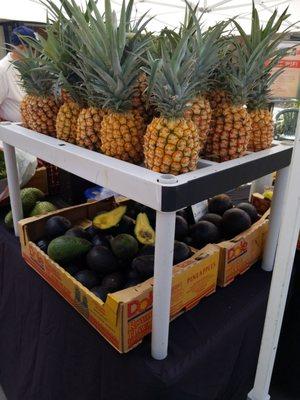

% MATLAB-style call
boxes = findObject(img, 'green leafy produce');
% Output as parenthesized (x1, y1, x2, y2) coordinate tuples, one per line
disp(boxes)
(47, 236, 92, 263)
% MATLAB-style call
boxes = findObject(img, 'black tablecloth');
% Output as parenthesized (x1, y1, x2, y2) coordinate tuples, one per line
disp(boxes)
(0, 224, 271, 400)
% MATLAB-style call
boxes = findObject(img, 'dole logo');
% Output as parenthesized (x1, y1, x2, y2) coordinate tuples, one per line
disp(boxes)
(128, 291, 153, 319)
(227, 239, 248, 263)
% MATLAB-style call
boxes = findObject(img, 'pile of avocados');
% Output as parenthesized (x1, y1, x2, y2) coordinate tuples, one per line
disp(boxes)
(4, 187, 57, 229)
(37, 204, 193, 302)
(187, 194, 259, 248)
(36, 196, 259, 303)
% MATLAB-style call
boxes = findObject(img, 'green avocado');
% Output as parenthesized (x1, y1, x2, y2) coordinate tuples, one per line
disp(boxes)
(29, 201, 57, 217)
(47, 236, 92, 264)
(111, 234, 139, 260)
(4, 210, 13, 230)
(20, 187, 45, 214)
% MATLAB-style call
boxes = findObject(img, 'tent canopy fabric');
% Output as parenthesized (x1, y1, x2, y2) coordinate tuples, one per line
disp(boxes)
(0, 0, 299, 33)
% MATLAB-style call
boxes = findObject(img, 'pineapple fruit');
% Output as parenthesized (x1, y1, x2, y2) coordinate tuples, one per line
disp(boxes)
(144, 28, 200, 174)
(13, 45, 60, 136)
(233, 4, 291, 151)
(66, 0, 151, 161)
(203, 46, 255, 162)
(183, 21, 226, 152)
(76, 108, 106, 152)
(247, 108, 274, 151)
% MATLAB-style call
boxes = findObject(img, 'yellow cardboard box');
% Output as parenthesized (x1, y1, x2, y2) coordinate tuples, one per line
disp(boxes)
(19, 200, 220, 353)
(216, 214, 269, 287)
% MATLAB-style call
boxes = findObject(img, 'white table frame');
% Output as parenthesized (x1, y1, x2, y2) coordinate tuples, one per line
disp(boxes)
(0, 121, 298, 400)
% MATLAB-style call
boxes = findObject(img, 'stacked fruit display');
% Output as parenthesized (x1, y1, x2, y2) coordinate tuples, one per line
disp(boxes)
(13, 0, 292, 172)
(4, 187, 57, 229)
(37, 204, 193, 301)
(34, 193, 260, 302)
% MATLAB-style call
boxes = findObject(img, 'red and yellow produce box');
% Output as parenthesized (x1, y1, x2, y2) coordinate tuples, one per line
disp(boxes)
(19, 200, 220, 353)
(216, 213, 269, 287)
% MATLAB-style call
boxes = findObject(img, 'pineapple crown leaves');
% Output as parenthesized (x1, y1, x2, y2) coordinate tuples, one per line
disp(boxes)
(144, 27, 198, 118)
(232, 1, 292, 57)
(60, 0, 153, 111)
(12, 38, 57, 97)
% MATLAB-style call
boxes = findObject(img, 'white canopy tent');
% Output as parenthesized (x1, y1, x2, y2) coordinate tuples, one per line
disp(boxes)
(0, 0, 300, 32)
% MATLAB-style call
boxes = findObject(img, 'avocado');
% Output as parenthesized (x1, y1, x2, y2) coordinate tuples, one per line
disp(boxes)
(222, 208, 252, 239)
(200, 213, 223, 228)
(138, 245, 155, 257)
(85, 225, 100, 237)
(101, 272, 124, 292)
(64, 263, 82, 276)
(182, 236, 193, 246)
(126, 202, 144, 219)
(177, 209, 188, 220)
(45, 216, 72, 239)
(65, 226, 91, 241)
(111, 234, 139, 260)
(115, 216, 135, 235)
(74, 270, 101, 289)
(132, 255, 154, 279)
(175, 215, 189, 240)
(93, 206, 127, 230)
(140, 206, 156, 228)
(190, 221, 221, 249)
(236, 202, 258, 223)
(123, 278, 142, 289)
(4, 210, 13, 230)
(29, 201, 57, 217)
(173, 241, 192, 264)
(208, 194, 233, 216)
(91, 234, 110, 248)
(135, 213, 155, 245)
(20, 187, 45, 214)
(126, 268, 140, 280)
(86, 245, 118, 275)
(36, 238, 50, 253)
(91, 285, 110, 302)
(47, 236, 92, 263)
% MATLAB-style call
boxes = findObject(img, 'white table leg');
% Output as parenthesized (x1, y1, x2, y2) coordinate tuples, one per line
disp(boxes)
(151, 210, 176, 360)
(248, 113, 300, 400)
(3, 142, 23, 236)
(261, 166, 289, 271)
(249, 173, 274, 201)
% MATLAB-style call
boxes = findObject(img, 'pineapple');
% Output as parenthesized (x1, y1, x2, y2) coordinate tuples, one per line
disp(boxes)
(203, 45, 256, 162)
(184, 21, 227, 151)
(233, 4, 292, 151)
(143, 28, 200, 175)
(13, 45, 60, 137)
(66, 0, 151, 161)
(33, 5, 87, 145)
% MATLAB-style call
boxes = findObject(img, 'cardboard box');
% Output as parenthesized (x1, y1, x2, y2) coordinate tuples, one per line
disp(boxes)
(251, 193, 271, 215)
(216, 215, 269, 287)
(251, 192, 300, 252)
(0, 166, 48, 206)
(19, 200, 220, 353)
